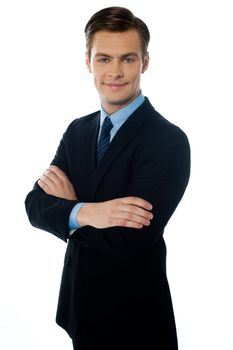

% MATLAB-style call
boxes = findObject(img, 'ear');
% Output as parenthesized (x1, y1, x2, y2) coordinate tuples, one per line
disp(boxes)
(85, 53, 92, 73)
(141, 52, 149, 73)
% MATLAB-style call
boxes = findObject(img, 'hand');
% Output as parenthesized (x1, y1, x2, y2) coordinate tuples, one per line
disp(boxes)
(77, 197, 153, 229)
(38, 165, 77, 200)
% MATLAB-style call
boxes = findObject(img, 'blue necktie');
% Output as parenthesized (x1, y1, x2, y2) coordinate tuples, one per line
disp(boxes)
(97, 116, 113, 161)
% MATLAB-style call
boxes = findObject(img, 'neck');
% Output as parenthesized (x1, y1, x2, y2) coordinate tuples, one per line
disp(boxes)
(101, 92, 141, 115)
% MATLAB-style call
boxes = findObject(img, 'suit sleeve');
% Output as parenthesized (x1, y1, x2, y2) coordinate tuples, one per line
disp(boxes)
(72, 128, 191, 258)
(25, 124, 79, 242)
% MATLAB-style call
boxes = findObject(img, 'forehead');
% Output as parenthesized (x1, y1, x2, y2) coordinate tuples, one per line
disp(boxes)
(90, 29, 142, 56)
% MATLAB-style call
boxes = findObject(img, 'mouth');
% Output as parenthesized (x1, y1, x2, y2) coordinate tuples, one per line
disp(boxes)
(104, 82, 128, 90)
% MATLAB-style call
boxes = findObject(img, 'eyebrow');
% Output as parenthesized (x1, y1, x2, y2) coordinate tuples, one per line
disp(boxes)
(94, 52, 139, 58)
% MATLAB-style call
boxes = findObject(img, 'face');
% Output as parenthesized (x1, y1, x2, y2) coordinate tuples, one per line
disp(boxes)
(86, 29, 149, 114)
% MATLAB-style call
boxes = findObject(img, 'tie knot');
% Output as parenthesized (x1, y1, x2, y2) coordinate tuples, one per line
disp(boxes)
(102, 116, 113, 133)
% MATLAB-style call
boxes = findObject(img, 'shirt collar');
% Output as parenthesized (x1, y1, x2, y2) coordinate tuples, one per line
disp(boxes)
(100, 92, 145, 128)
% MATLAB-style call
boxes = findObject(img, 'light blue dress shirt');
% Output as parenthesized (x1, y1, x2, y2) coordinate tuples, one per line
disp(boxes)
(69, 92, 145, 231)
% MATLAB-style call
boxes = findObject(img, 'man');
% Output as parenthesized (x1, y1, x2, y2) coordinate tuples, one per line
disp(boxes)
(25, 6, 190, 350)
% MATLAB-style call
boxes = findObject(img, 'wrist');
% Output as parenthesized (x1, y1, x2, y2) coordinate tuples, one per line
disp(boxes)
(77, 203, 94, 227)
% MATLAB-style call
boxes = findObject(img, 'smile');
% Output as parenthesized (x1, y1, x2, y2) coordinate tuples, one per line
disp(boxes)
(104, 83, 128, 90)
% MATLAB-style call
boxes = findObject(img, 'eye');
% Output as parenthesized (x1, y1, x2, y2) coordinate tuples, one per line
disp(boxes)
(123, 56, 135, 63)
(97, 57, 110, 63)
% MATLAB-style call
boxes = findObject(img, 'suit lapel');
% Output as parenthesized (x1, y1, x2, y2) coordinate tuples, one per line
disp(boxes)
(78, 113, 100, 199)
(90, 98, 155, 198)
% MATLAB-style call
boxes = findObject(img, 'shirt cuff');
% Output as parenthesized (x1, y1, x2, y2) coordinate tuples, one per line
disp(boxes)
(69, 202, 85, 230)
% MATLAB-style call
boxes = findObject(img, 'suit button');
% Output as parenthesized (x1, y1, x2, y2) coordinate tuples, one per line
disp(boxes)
(81, 264, 89, 272)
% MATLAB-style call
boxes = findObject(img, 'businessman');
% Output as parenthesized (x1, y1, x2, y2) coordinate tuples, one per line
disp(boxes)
(25, 6, 190, 350)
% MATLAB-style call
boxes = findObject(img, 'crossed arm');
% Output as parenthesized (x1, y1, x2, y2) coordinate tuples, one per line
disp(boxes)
(38, 165, 153, 230)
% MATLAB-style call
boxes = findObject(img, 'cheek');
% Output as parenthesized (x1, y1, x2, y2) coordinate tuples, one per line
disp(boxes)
(93, 74, 103, 91)
(93, 76, 99, 88)
(130, 72, 141, 85)
(127, 65, 142, 80)
(92, 67, 104, 84)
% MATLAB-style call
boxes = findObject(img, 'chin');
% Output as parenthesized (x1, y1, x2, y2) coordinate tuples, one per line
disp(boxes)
(104, 94, 136, 107)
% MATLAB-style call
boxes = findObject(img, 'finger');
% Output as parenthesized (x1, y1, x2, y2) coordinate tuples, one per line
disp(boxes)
(49, 165, 68, 180)
(117, 211, 151, 226)
(44, 168, 64, 186)
(40, 172, 57, 187)
(121, 205, 153, 220)
(38, 179, 53, 195)
(121, 197, 153, 210)
(113, 218, 144, 229)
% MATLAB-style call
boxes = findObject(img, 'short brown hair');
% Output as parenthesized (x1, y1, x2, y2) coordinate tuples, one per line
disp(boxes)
(85, 6, 150, 58)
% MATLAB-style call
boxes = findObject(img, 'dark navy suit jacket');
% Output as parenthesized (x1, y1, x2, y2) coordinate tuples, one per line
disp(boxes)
(25, 98, 190, 348)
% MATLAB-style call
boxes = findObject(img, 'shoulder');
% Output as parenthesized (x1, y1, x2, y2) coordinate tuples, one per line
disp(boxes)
(62, 110, 100, 139)
(135, 99, 190, 167)
(67, 110, 100, 130)
(142, 98, 190, 148)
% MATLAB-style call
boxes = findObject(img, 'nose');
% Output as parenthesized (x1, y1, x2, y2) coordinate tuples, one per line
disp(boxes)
(107, 60, 124, 79)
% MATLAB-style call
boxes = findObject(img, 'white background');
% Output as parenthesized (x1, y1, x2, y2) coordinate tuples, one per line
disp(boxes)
(0, 0, 232, 349)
